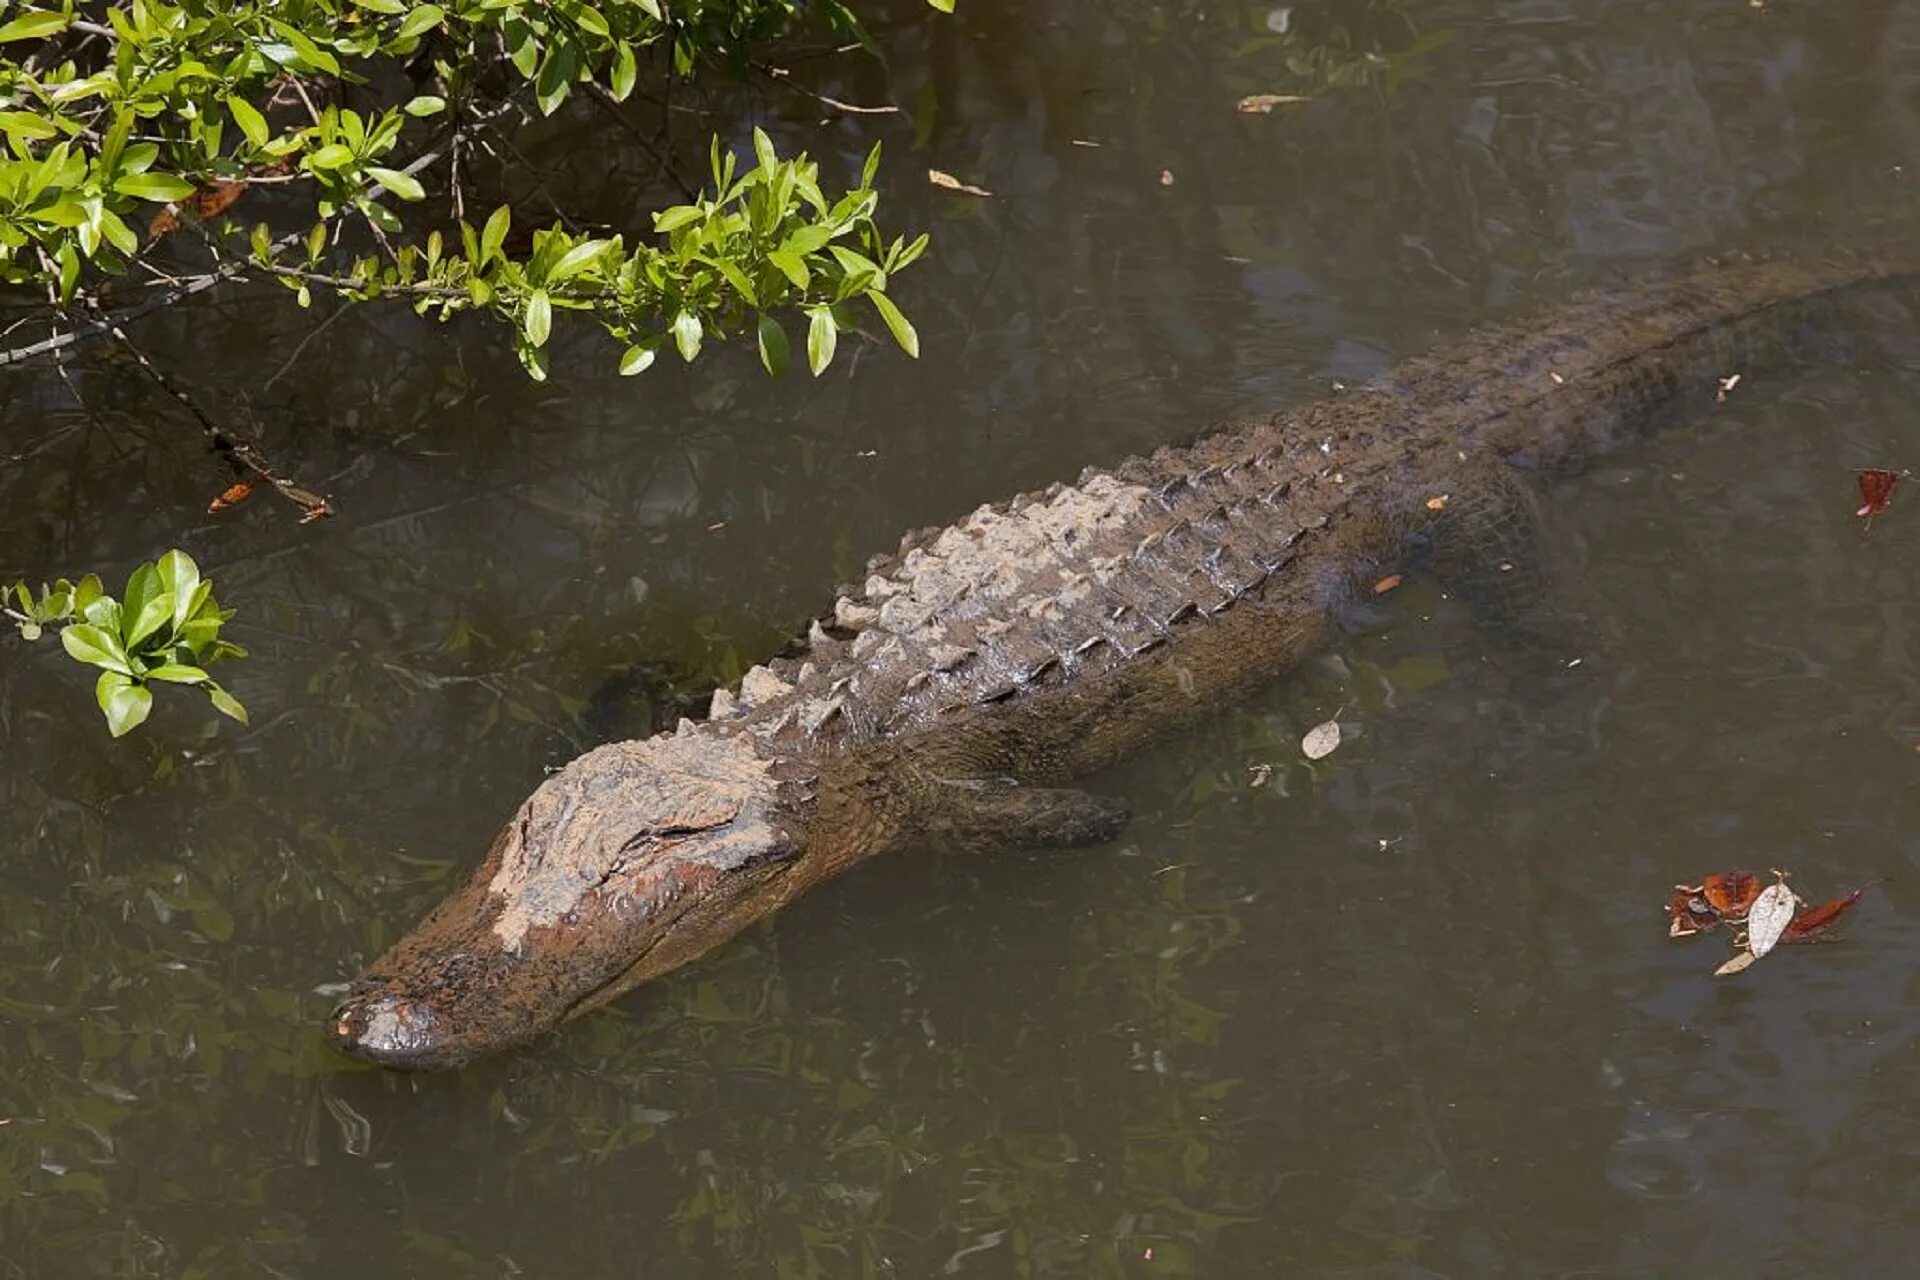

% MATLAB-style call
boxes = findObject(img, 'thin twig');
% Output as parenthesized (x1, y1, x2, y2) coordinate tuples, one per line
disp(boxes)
(74, 292, 334, 520)
(754, 63, 899, 115)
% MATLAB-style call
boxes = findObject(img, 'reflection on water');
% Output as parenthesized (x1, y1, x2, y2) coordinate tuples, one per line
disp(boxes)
(6, 0, 1920, 1274)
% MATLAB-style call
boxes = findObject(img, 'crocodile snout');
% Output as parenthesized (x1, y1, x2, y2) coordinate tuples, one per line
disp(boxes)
(328, 992, 457, 1070)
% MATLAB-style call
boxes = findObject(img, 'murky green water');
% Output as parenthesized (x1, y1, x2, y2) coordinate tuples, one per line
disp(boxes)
(7, 1, 1920, 1274)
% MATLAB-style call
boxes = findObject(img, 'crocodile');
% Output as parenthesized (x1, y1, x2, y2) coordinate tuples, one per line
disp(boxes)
(328, 254, 1917, 1069)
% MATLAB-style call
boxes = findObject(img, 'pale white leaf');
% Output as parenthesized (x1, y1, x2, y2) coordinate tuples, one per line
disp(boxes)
(1236, 93, 1310, 114)
(1301, 718, 1342, 760)
(1745, 881, 1797, 958)
(1714, 950, 1758, 977)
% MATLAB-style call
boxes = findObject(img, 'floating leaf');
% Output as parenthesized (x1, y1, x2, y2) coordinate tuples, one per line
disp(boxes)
(1301, 717, 1342, 761)
(1235, 93, 1310, 114)
(208, 481, 254, 513)
(1666, 886, 1719, 938)
(1372, 574, 1403, 595)
(1782, 890, 1863, 944)
(1745, 880, 1797, 959)
(928, 168, 992, 197)
(1857, 468, 1903, 520)
(1713, 951, 1758, 977)
(1701, 870, 1762, 919)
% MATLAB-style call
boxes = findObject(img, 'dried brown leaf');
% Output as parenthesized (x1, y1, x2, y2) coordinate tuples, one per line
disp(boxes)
(928, 169, 992, 198)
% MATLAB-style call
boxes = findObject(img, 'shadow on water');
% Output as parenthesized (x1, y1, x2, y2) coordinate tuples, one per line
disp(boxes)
(6, 0, 1920, 1274)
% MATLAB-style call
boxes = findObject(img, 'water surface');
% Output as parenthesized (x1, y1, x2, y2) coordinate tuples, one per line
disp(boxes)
(5, 1, 1920, 1275)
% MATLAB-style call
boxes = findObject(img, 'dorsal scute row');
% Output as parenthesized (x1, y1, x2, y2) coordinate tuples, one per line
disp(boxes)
(704, 396, 1413, 755)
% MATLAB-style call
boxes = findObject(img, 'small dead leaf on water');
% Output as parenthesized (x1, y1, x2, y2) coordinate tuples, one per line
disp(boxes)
(1856, 467, 1905, 521)
(207, 480, 254, 514)
(1782, 890, 1864, 943)
(1301, 717, 1342, 760)
(1425, 495, 1449, 511)
(1247, 761, 1273, 788)
(1159, 169, 1175, 187)
(1716, 373, 1742, 403)
(1701, 870, 1762, 918)
(1714, 951, 1758, 977)
(928, 169, 992, 197)
(1236, 93, 1310, 114)
(1745, 879, 1798, 959)
(1372, 574, 1403, 595)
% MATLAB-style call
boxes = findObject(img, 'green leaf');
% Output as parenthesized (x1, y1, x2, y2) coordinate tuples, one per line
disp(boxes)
(524, 289, 552, 347)
(618, 344, 656, 375)
(768, 249, 810, 290)
(708, 255, 757, 307)
(402, 95, 446, 117)
(869, 291, 920, 358)
(99, 210, 138, 257)
(397, 4, 445, 40)
(806, 306, 838, 376)
(671, 311, 703, 362)
(780, 225, 834, 257)
(351, 0, 407, 11)
(516, 340, 549, 381)
(366, 166, 424, 201)
(0, 10, 67, 42)
(609, 42, 637, 102)
(829, 245, 885, 293)
(208, 685, 248, 723)
(547, 240, 607, 284)
(125, 589, 176, 649)
(63, 622, 131, 675)
(19, 622, 41, 642)
(305, 144, 356, 171)
(752, 127, 779, 175)
(756, 314, 789, 377)
(56, 242, 79, 304)
(113, 173, 196, 202)
(572, 5, 611, 37)
(481, 205, 510, 262)
(273, 21, 341, 75)
(226, 96, 270, 149)
(925, 0, 955, 12)
(0, 110, 58, 141)
(99, 677, 152, 738)
(653, 205, 703, 234)
(119, 142, 159, 175)
(144, 664, 209, 684)
(156, 550, 202, 633)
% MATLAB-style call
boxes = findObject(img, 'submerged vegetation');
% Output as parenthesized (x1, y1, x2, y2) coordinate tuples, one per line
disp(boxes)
(0, 0, 945, 731)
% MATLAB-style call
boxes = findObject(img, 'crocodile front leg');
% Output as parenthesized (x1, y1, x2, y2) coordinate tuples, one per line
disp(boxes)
(917, 775, 1131, 852)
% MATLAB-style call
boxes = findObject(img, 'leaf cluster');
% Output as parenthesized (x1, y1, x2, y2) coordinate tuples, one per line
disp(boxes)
(0, 0, 940, 373)
(7, 550, 248, 736)
(255, 129, 922, 379)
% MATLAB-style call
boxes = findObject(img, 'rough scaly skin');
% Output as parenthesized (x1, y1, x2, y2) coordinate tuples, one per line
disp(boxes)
(329, 255, 1917, 1069)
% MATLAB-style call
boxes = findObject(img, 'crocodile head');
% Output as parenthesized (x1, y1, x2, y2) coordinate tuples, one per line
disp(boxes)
(327, 729, 799, 1070)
